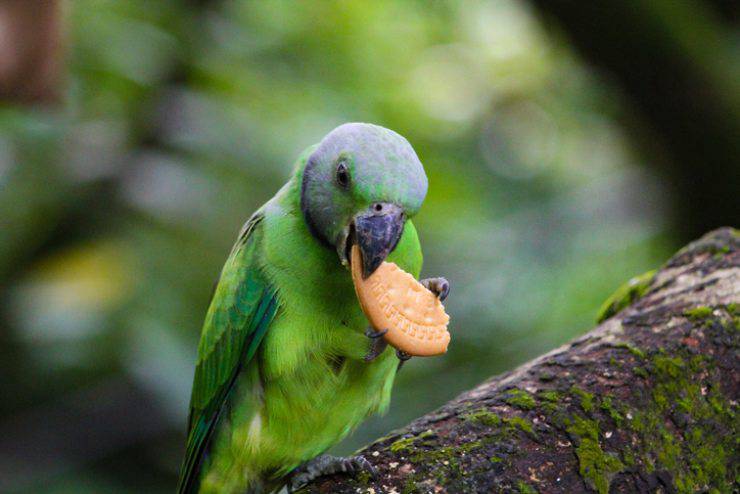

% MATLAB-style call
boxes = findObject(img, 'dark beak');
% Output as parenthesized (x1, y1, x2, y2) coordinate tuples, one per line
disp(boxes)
(353, 203, 405, 279)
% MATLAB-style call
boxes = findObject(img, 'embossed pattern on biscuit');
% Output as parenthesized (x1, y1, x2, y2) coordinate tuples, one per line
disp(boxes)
(351, 245, 450, 356)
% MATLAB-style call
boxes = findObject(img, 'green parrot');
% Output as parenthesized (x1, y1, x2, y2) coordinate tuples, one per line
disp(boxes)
(177, 123, 450, 494)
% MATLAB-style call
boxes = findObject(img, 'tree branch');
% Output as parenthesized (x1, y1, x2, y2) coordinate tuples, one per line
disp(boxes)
(301, 228, 739, 493)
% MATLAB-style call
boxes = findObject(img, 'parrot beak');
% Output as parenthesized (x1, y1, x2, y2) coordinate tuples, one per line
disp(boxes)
(352, 203, 405, 279)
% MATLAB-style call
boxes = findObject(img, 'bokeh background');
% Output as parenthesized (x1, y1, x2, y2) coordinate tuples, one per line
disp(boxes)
(0, 0, 737, 492)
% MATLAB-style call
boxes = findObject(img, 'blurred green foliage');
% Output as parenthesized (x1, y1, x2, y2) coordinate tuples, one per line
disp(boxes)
(0, 0, 684, 492)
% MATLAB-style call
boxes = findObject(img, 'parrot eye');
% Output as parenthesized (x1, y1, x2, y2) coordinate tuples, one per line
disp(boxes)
(336, 161, 350, 189)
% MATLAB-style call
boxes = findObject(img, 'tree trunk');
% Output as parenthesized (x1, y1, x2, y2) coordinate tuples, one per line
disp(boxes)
(300, 228, 739, 494)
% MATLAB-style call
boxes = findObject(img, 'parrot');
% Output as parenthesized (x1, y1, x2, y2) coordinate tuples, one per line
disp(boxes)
(176, 123, 450, 494)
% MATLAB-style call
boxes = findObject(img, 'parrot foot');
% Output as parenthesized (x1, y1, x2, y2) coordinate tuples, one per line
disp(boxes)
(420, 277, 450, 301)
(287, 454, 377, 492)
(363, 326, 388, 362)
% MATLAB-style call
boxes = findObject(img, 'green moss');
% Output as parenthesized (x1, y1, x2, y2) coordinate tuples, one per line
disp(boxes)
(633, 366, 648, 378)
(504, 416, 534, 435)
(516, 480, 538, 493)
(390, 436, 416, 453)
(726, 303, 740, 329)
(538, 390, 561, 413)
(566, 415, 623, 494)
(614, 341, 646, 359)
(622, 449, 636, 467)
(389, 312, 736, 493)
(505, 389, 536, 410)
(355, 470, 372, 486)
(597, 269, 656, 323)
(405, 437, 483, 468)
(683, 306, 713, 321)
(687, 354, 706, 373)
(539, 390, 560, 402)
(571, 386, 595, 413)
(400, 439, 488, 490)
(599, 396, 624, 426)
(463, 408, 501, 427)
(685, 429, 727, 489)
(401, 477, 418, 494)
(538, 371, 555, 382)
(656, 429, 681, 471)
(707, 390, 729, 415)
(710, 244, 730, 260)
(625, 344, 736, 492)
(638, 419, 677, 470)
(652, 355, 684, 379)
(390, 430, 434, 453)
(464, 440, 482, 452)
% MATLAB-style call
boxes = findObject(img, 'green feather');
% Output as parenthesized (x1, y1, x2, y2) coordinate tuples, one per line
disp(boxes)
(177, 212, 278, 494)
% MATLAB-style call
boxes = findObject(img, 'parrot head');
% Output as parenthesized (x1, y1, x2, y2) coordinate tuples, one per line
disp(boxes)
(300, 123, 428, 278)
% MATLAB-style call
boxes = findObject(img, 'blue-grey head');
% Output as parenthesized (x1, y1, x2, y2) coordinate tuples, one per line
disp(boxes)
(300, 123, 428, 277)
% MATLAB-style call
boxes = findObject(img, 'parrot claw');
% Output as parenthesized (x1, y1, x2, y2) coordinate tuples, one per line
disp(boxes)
(421, 277, 450, 301)
(287, 454, 377, 492)
(396, 349, 412, 370)
(364, 327, 388, 362)
(365, 326, 388, 339)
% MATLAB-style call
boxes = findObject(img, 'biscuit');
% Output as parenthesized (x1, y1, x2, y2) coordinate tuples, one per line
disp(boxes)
(351, 244, 450, 356)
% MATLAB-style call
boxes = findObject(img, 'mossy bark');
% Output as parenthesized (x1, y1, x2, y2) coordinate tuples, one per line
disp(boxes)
(299, 228, 739, 494)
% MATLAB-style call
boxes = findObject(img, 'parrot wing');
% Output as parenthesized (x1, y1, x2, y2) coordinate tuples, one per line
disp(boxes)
(177, 211, 278, 494)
